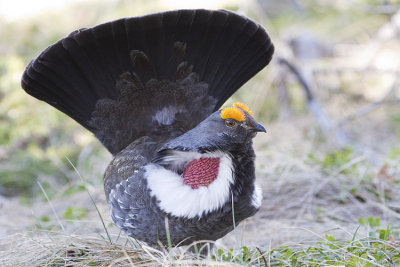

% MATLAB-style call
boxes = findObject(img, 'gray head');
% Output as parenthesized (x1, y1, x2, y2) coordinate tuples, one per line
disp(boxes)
(157, 102, 266, 155)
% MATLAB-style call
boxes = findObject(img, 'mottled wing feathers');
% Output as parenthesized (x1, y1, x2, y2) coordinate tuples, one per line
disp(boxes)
(21, 9, 274, 154)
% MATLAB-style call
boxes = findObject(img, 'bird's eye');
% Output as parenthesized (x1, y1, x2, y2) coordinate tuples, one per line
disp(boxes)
(225, 119, 236, 127)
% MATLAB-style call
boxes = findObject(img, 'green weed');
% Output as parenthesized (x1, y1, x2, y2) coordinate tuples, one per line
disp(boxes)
(216, 225, 400, 266)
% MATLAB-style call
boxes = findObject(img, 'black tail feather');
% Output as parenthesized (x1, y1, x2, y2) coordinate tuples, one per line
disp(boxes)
(21, 9, 274, 153)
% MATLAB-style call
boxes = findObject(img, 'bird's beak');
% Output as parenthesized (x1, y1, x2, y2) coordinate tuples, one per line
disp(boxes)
(251, 123, 266, 133)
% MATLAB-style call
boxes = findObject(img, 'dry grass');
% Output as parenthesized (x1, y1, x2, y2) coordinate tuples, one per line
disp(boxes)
(0, 231, 247, 266)
(1, 108, 399, 266)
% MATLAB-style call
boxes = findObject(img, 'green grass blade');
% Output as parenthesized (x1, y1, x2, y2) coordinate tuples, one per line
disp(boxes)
(65, 156, 112, 244)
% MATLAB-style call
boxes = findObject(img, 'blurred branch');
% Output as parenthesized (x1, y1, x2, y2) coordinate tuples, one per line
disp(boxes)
(278, 57, 313, 102)
(278, 56, 351, 146)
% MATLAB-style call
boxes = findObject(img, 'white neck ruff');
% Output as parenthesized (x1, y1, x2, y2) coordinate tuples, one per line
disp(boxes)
(145, 151, 234, 219)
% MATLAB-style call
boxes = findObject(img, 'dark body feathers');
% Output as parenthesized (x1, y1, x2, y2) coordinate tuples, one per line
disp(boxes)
(21, 9, 274, 246)
(106, 139, 258, 245)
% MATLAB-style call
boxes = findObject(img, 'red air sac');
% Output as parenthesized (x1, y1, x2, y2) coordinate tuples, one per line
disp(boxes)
(183, 158, 220, 189)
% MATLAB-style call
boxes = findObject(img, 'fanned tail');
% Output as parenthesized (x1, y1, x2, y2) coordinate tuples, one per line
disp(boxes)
(21, 9, 274, 154)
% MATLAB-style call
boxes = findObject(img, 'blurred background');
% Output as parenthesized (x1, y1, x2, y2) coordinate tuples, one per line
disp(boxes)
(0, 0, 399, 248)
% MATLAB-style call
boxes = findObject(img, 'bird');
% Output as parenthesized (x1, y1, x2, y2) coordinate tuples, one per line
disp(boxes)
(21, 9, 274, 247)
